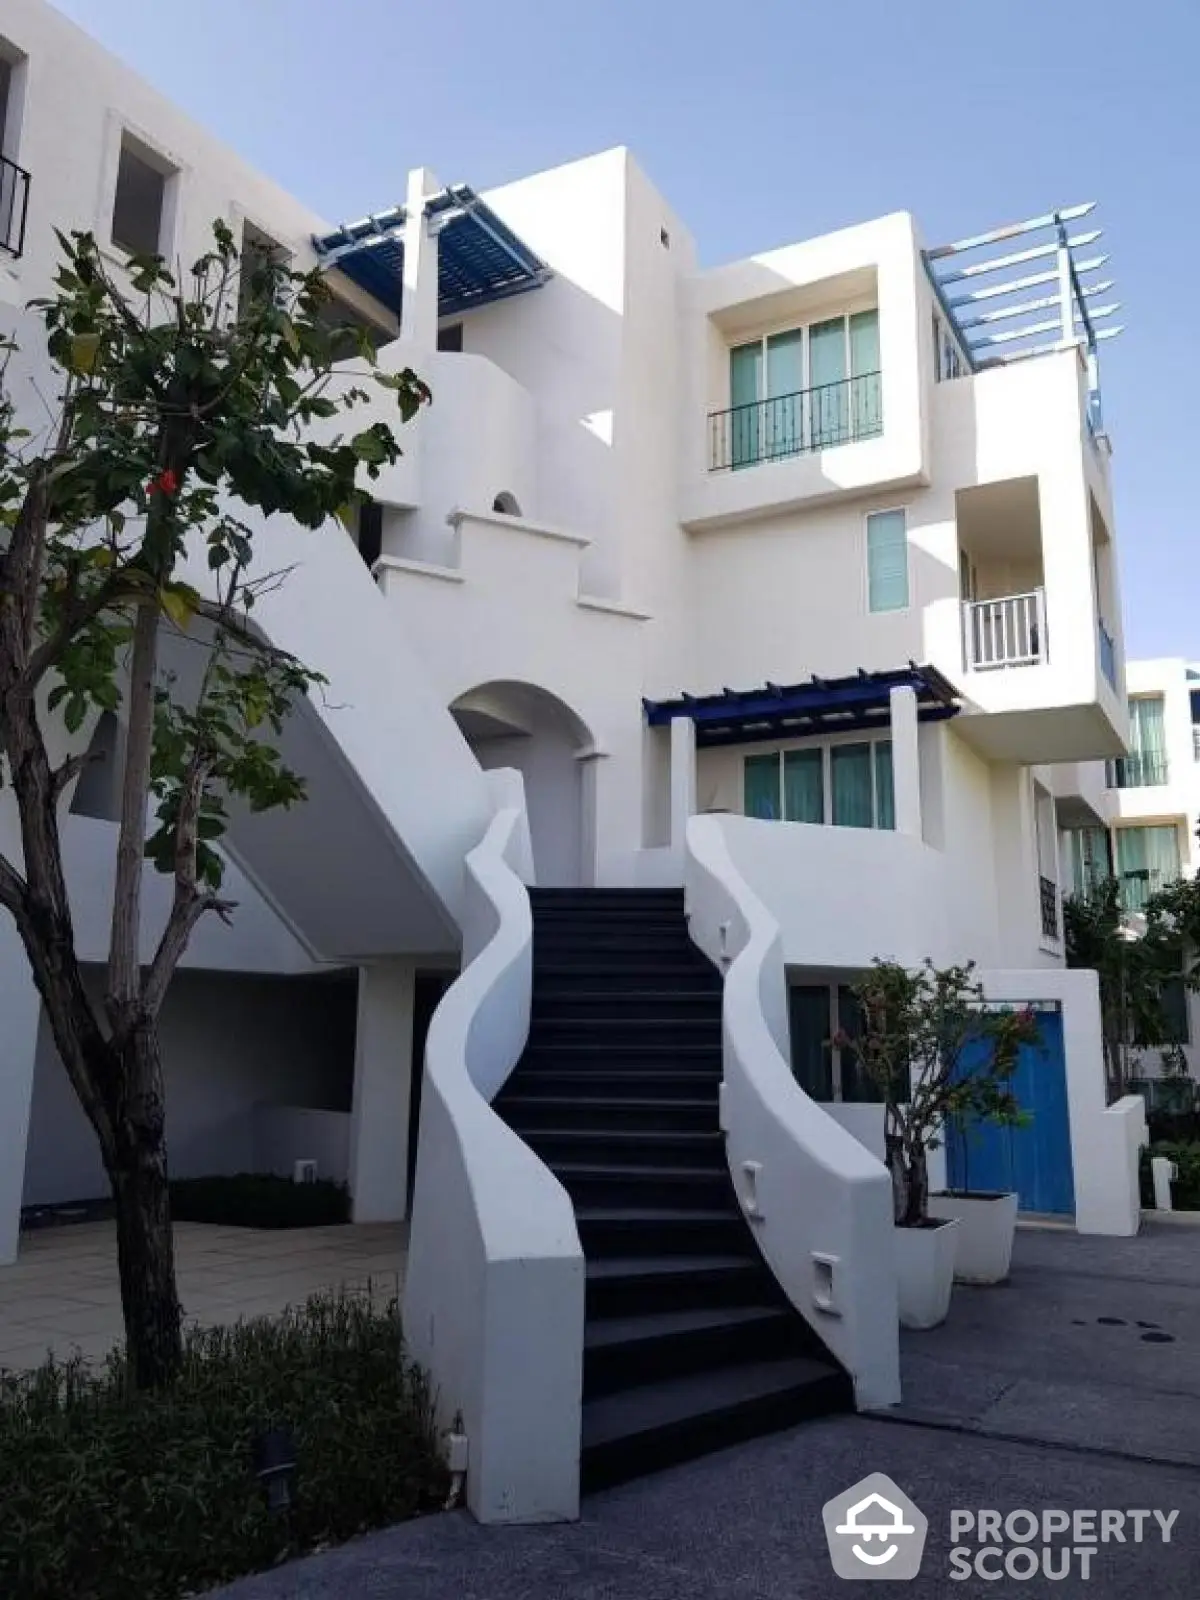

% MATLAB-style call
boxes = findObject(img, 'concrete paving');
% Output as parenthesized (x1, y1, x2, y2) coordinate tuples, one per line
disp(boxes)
(881, 1217, 1200, 1467)
(207, 1218, 1200, 1599)
(209, 1417, 1199, 1599)
(0, 1219, 407, 1369)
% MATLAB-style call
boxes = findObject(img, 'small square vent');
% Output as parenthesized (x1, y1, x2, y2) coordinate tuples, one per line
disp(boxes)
(293, 1158, 318, 1184)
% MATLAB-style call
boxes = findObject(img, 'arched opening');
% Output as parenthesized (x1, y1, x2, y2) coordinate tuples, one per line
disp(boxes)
(491, 491, 521, 517)
(451, 681, 592, 886)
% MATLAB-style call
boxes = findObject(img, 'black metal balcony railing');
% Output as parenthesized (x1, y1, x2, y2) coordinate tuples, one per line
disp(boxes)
(708, 371, 883, 473)
(1039, 875, 1060, 942)
(0, 152, 30, 259)
(1106, 752, 1169, 789)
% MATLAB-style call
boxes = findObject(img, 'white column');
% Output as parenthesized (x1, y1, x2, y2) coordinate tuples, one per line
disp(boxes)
(888, 686, 922, 839)
(669, 716, 697, 856)
(349, 959, 416, 1223)
(400, 166, 441, 348)
(0, 807, 38, 1264)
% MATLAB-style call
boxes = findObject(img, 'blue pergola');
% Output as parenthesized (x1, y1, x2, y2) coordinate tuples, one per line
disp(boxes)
(643, 664, 960, 749)
(312, 184, 551, 320)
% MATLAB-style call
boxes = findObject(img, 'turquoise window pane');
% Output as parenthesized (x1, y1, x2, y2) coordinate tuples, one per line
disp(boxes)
(730, 341, 762, 469)
(867, 509, 909, 612)
(789, 985, 833, 1099)
(783, 748, 824, 823)
(874, 740, 895, 831)
(809, 316, 848, 446)
(743, 753, 780, 819)
(831, 743, 873, 829)
(849, 309, 879, 375)
(849, 309, 882, 438)
(765, 329, 804, 460)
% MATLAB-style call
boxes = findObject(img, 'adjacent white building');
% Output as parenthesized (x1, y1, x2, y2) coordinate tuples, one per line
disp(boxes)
(0, 0, 1155, 1519)
(1059, 656, 1200, 1086)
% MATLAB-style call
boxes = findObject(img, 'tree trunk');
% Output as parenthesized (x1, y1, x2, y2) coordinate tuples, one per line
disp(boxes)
(103, 1023, 182, 1389)
(886, 1132, 928, 1227)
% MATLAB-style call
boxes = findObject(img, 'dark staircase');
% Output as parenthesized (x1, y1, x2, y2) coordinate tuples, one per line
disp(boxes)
(494, 886, 853, 1492)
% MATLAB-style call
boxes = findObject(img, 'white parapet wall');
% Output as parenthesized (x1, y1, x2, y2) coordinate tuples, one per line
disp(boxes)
(978, 967, 1147, 1237)
(402, 771, 585, 1523)
(684, 814, 901, 1409)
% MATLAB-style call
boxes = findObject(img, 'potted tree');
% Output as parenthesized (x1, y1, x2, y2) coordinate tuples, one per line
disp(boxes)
(837, 960, 1040, 1326)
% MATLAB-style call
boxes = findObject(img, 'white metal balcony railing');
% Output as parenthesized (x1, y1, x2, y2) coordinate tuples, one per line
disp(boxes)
(963, 588, 1046, 671)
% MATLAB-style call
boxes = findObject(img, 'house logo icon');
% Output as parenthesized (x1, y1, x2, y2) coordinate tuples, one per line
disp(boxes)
(822, 1472, 927, 1580)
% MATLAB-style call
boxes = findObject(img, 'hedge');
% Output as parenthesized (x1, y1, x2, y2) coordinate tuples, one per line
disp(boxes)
(0, 1293, 447, 1600)
(169, 1173, 351, 1229)
(1140, 1140, 1200, 1211)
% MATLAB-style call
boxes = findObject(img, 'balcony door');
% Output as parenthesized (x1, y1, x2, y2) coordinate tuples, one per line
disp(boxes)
(727, 309, 880, 468)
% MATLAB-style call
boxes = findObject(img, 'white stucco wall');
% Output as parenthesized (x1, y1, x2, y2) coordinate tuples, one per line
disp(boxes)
(22, 969, 357, 1206)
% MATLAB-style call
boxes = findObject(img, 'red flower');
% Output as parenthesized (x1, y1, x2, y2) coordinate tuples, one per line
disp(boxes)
(150, 469, 179, 496)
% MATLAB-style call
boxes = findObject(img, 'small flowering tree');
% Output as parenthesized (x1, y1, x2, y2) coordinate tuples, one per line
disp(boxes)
(0, 225, 428, 1388)
(836, 960, 1041, 1227)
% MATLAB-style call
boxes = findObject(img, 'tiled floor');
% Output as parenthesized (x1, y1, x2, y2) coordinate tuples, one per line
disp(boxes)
(0, 1219, 408, 1371)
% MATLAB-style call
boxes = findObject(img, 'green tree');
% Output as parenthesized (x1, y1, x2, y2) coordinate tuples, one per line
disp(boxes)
(0, 225, 428, 1388)
(1063, 877, 1190, 1099)
(836, 960, 1040, 1227)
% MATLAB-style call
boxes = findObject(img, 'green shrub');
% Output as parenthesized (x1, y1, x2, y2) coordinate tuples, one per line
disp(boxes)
(0, 1293, 447, 1600)
(1139, 1141, 1200, 1211)
(170, 1172, 350, 1229)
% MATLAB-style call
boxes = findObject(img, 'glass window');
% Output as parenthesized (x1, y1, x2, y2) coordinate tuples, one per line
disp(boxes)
(874, 740, 895, 831)
(743, 754, 780, 819)
(788, 986, 833, 1099)
(867, 509, 909, 612)
(783, 748, 824, 823)
(111, 137, 169, 256)
(1115, 824, 1181, 912)
(831, 743, 874, 829)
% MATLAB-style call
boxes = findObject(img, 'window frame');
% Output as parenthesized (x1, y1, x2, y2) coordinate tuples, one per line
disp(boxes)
(100, 116, 184, 263)
(743, 733, 895, 832)
(727, 302, 881, 408)
(864, 505, 910, 614)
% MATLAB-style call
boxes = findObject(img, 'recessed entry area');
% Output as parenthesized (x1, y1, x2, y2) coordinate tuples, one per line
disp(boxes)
(452, 681, 593, 886)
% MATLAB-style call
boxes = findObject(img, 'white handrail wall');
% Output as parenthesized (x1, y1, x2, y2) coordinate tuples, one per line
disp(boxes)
(403, 774, 585, 1523)
(685, 814, 901, 1408)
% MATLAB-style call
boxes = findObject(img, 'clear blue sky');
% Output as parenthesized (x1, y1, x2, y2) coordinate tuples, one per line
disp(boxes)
(54, 0, 1198, 659)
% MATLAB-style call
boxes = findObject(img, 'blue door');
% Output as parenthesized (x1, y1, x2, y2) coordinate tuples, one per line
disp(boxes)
(945, 1009, 1074, 1216)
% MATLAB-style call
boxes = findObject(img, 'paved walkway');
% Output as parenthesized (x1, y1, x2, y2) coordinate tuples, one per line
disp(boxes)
(883, 1216, 1200, 1466)
(0, 1220, 407, 1370)
(209, 1219, 1200, 1599)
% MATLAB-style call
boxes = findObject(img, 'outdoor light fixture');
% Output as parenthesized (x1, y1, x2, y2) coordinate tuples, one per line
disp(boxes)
(252, 1425, 297, 1515)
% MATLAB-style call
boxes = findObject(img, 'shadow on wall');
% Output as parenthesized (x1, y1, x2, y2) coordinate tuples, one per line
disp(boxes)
(451, 680, 595, 888)
(21, 967, 358, 1207)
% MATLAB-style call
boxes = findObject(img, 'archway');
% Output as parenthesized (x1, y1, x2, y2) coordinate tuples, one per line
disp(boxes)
(451, 681, 593, 887)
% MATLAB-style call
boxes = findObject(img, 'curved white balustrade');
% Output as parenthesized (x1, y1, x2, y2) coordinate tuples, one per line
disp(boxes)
(403, 773, 585, 1524)
(685, 814, 901, 1409)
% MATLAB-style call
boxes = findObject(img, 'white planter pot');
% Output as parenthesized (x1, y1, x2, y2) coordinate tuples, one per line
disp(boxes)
(894, 1217, 959, 1329)
(928, 1191, 1018, 1285)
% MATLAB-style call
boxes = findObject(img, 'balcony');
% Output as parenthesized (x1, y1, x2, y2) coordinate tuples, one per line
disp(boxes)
(963, 589, 1046, 672)
(1107, 752, 1169, 790)
(707, 372, 882, 473)
(0, 153, 29, 258)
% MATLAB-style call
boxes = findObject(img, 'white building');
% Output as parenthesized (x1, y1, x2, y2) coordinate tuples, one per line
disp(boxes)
(0, 0, 1149, 1523)
(1060, 656, 1200, 1086)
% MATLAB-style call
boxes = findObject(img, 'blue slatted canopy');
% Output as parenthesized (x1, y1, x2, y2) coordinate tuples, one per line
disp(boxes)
(312, 184, 551, 320)
(643, 665, 960, 749)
